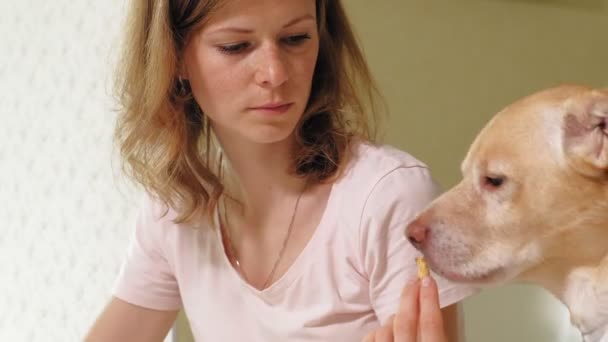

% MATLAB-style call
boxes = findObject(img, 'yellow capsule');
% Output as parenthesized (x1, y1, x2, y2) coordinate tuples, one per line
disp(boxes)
(416, 257, 429, 279)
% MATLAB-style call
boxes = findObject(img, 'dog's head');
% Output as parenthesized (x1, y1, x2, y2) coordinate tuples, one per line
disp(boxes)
(406, 85, 608, 286)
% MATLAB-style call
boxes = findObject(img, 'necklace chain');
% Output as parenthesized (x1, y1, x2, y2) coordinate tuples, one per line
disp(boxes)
(220, 182, 307, 289)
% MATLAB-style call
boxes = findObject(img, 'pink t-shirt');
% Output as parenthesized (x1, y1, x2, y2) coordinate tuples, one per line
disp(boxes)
(113, 141, 476, 341)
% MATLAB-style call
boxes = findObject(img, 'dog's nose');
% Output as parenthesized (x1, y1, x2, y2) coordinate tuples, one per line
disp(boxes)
(406, 219, 429, 248)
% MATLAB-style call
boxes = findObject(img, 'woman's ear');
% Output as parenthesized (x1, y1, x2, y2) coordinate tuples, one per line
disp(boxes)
(562, 88, 608, 179)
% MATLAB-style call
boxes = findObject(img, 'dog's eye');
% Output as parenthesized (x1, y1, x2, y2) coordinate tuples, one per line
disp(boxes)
(484, 176, 505, 188)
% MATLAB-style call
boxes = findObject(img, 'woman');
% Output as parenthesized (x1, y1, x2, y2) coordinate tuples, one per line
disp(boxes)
(86, 0, 475, 341)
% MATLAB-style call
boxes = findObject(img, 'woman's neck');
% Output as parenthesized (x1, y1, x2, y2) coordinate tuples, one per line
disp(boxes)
(217, 132, 306, 224)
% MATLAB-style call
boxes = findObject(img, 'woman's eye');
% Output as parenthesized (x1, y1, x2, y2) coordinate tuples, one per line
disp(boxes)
(218, 42, 251, 54)
(217, 34, 310, 55)
(283, 34, 311, 46)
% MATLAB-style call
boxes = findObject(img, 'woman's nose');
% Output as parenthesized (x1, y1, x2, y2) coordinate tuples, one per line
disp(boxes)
(254, 45, 289, 88)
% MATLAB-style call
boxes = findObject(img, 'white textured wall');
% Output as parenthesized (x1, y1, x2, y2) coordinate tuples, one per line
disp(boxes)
(0, 1, 146, 341)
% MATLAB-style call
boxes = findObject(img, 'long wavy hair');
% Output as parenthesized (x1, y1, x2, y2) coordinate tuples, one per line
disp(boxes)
(114, 0, 383, 223)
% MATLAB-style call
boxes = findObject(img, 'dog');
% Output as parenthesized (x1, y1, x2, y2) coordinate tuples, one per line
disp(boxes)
(405, 85, 608, 341)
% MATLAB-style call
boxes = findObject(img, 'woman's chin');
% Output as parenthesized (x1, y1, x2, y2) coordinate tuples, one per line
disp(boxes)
(246, 128, 296, 146)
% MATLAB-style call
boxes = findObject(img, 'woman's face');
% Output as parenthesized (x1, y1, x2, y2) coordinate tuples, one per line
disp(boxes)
(183, 0, 320, 146)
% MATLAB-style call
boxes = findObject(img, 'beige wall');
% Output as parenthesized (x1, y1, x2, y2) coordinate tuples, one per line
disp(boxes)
(176, 0, 608, 341)
(346, 0, 607, 188)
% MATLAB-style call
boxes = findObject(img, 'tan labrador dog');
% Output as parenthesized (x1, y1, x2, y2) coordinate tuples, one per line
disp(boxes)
(406, 85, 608, 342)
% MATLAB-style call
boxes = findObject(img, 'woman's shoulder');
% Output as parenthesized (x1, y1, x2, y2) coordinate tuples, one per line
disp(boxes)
(340, 140, 432, 186)
(328, 140, 440, 221)
(136, 192, 213, 235)
(138, 193, 179, 227)
(129, 192, 216, 262)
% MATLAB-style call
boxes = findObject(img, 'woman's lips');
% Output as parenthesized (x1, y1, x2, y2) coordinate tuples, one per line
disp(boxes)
(249, 102, 294, 115)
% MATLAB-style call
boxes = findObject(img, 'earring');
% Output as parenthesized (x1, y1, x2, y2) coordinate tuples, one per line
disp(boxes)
(176, 76, 190, 97)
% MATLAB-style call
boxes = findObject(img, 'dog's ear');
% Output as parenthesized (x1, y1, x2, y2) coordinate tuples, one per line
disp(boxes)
(562, 88, 608, 179)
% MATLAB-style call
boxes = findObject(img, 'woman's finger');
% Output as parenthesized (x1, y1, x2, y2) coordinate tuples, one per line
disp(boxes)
(362, 318, 394, 342)
(374, 321, 394, 342)
(418, 276, 447, 342)
(362, 330, 376, 342)
(392, 279, 420, 342)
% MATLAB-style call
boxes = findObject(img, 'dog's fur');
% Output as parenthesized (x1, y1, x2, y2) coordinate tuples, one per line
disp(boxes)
(406, 85, 608, 341)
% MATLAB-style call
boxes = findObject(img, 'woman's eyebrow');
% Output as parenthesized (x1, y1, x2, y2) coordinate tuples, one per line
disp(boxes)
(282, 13, 316, 28)
(207, 13, 316, 35)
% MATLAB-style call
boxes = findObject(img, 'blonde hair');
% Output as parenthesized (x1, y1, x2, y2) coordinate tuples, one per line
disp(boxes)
(114, 0, 382, 223)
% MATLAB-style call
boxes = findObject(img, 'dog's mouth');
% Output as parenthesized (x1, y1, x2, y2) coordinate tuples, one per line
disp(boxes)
(441, 267, 505, 284)
(425, 256, 507, 285)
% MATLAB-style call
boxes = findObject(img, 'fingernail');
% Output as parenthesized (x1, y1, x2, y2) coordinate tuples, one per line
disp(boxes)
(421, 276, 431, 287)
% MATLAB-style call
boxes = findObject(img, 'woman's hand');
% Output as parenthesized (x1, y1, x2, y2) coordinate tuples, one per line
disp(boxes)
(363, 276, 447, 342)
